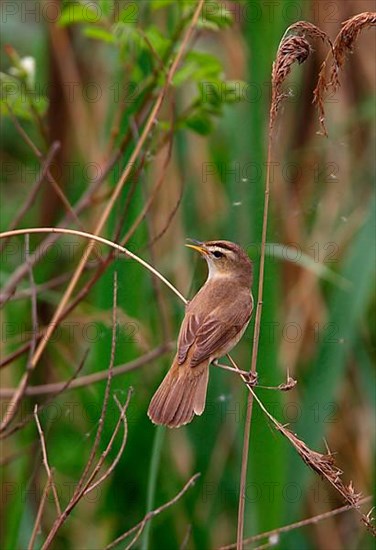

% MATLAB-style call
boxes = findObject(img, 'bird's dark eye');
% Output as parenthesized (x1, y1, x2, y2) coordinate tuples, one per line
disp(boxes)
(213, 250, 224, 259)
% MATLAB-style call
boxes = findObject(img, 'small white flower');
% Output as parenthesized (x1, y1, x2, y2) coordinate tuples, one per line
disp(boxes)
(269, 534, 279, 545)
(9, 56, 35, 87)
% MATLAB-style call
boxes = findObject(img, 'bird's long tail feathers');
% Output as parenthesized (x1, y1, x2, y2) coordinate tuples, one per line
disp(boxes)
(147, 360, 209, 428)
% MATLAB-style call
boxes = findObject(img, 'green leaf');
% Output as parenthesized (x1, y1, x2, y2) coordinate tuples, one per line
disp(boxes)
(58, 4, 102, 27)
(200, 3, 233, 29)
(151, 0, 175, 10)
(0, 73, 48, 119)
(199, 80, 223, 108)
(144, 26, 171, 58)
(173, 51, 223, 89)
(83, 26, 116, 43)
(220, 80, 248, 104)
(118, 4, 140, 24)
(187, 51, 223, 79)
(268, 243, 350, 288)
(184, 113, 213, 135)
(99, 0, 113, 18)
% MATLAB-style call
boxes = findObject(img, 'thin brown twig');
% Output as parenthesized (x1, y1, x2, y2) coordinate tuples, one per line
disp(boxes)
(40, 275, 133, 550)
(28, 477, 51, 550)
(219, 496, 373, 549)
(4, 102, 104, 263)
(236, 137, 273, 550)
(83, 393, 131, 497)
(228, 351, 376, 536)
(25, 235, 38, 364)
(105, 473, 201, 550)
(0, 142, 60, 253)
(0, 129, 132, 307)
(0, 344, 172, 398)
(141, 175, 185, 252)
(128, 110, 175, 343)
(6, 272, 72, 303)
(121, 118, 175, 247)
(253, 387, 375, 535)
(41, 388, 133, 550)
(75, 271, 118, 494)
(0, 236, 41, 430)
(33, 405, 62, 516)
(1, 350, 89, 439)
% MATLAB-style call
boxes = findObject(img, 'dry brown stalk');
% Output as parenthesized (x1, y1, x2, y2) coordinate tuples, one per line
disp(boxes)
(33, 405, 62, 516)
(40, 275, 132, 549)
(83, 394, 130, 497)
(4, 102, 98, 249)
(0, 344, 171, 398)
(0, 237, 41, 430)
(120, 120, 175, 247)
(25, 235, 38, 363)
(0, 141, 60, 253)
(74, 271, 119, 495)
(105, 473, 201, 550)
(237, 20, 341, 550)
(1, 350, 89, 439)
(219, 496, 372, 549)
(41, 390, 132, 549)
(28, 478, 51, 550)
(247, 386, 376, 537)
(0, 140, 126, 307)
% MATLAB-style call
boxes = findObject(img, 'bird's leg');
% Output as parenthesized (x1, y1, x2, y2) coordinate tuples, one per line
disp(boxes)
(212, 360, 251, 379)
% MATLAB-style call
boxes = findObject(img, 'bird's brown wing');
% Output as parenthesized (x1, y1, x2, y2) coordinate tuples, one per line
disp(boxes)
(177, 292, 253, 368)
(177, 313, 201, 364)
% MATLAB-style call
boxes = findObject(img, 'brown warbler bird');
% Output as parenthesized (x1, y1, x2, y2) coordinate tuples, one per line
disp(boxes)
(148, 240, 253, 428)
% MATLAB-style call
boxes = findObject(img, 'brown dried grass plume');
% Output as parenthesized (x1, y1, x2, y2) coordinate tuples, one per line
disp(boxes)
(270, 22, 331, 130)
(314, 12, 376, 134)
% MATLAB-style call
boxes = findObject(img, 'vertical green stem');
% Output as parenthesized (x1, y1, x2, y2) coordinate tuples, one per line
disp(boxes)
(141, 425, 166, 550)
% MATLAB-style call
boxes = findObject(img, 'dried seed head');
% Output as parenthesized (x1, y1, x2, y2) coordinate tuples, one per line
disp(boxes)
(274, 421, 376, 536)
(331, 12, 376, 90)
(270, 36, 312, 129)
(314, 12, 376, 135)
(270, 22, 331, 131)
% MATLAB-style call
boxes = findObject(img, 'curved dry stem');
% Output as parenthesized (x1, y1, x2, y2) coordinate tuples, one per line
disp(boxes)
(105, 473, 200, 550)
(0, 227, 187, 304)
(0, 227, 185, 432)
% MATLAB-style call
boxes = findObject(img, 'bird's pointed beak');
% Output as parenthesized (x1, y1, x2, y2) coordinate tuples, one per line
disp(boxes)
(185, 238, 207, 255)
